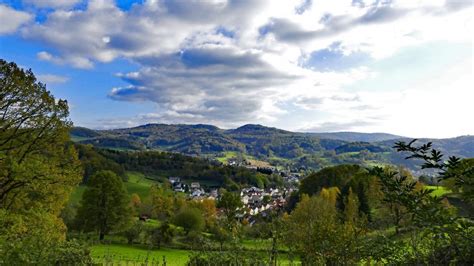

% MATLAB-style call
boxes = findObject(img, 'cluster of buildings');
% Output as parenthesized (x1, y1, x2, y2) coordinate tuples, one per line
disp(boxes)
(168, 177, 219, 199)
(239, 187, 289, 217)
(170, 174, 294, 219)
(168, 159, 300, 221)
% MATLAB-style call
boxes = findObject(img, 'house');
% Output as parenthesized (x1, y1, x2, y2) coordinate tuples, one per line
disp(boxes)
(191, 189, 205, 198)
(190, 182, 200, 190)
(169, 177, 181, 184)
(173, 181, 185, 192)
(250, 194, 262, 204)
(210, 189, 218, 198)
(241, 195, 250, 205)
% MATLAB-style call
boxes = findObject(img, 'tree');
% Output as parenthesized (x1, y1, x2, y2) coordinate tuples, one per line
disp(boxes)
(76, 170, 132, 240)
(0, 59, 82, 212)
(149, 221, 174, 249)
(363, 140, 474, 264)
(210, 218, 232, 250)
(173, 207, 204, 235)
(216, 191, 243, 223)
(0, 59, 86, 263)
(283, 194, 358, 264)
(299, 164, 362, 196)
(123, 220, 144, 244)
(149, 185, 174, 220)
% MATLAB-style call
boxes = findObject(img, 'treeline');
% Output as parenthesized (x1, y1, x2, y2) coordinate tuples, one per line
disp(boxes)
(75, 144, 283, 189)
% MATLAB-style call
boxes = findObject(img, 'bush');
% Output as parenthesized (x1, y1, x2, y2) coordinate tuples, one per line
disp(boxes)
(123, 220, 144, 244)
(149, 221, 174, 249)
(173, 208, 204, 235)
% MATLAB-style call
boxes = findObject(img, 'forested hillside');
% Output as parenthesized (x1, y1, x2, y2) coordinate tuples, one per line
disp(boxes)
(71, 124, 474, 172)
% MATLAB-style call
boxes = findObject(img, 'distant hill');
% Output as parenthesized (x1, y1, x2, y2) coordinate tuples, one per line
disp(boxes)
(71, 124, 474, 172)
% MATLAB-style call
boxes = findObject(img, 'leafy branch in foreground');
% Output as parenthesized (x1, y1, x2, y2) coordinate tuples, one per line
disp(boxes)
(394, 139, 473, 203)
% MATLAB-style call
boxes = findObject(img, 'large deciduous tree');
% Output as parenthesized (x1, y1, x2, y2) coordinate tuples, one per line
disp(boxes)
(0, 59, 86, 263)
(76, 170, 132, 240)
(0, 59, 82, 212)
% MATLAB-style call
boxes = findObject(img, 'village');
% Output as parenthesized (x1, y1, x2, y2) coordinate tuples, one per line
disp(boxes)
(167, 164, 300, 222)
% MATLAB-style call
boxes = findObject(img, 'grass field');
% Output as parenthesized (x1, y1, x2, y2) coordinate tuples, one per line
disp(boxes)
(215, 151, 238, 163)
(91, 244, 190, 265)
(426, 185, 451, 197)
(91, 243, 299, 265)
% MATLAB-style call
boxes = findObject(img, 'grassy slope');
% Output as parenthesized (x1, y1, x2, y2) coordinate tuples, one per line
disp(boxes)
(125, 171, 158, 200)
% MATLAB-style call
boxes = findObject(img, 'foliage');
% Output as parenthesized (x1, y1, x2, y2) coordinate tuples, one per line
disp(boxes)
(75, 143, 125, 183)
(0, 59, 89, 263)
(0, 209, 91, 264)
(75, 170, 132, 240)
(173, 207, 205, 235)
(283, 194, 361, 264)
(361, 139, 474, 264)
(299, 164, 362, 195)
(0, 59, 82, 211)
(395, 139, 474, 205)
(149, 221, 174, 248)
(123, 220, 144, 244)
(148, 184, 176, 220)
(216, 191, 243, 223)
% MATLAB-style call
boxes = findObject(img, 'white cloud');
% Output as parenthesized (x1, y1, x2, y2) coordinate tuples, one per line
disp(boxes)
(36, 74, 69, 84)
(37, 51, 93, 69)
(23, 0, 81, 9)
(0, 5, 32, 34)
(6, 0, 472, 135)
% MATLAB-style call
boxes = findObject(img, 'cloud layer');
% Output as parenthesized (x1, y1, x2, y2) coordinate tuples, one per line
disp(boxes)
(0, 5, 32, 34)
(3, 0, 472, 136)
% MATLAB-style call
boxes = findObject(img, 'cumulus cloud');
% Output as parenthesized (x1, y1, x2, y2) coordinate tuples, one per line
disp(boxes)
(7, 0, 472, 134)
(0, 5, 32, 34)
(109, 46, 299, 123)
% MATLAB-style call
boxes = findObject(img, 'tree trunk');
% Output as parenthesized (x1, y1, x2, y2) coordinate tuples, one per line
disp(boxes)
(99, 231, 105, 241)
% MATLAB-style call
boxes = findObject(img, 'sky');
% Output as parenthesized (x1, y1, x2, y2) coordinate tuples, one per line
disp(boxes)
(0, 0, 472, 138)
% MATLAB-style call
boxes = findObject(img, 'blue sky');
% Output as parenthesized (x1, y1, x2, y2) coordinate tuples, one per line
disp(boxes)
(0, 0, 472, 137)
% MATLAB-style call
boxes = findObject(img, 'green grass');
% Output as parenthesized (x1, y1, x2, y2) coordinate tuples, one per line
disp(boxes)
(125, 172, 159, 200)
(425, 185, 451, 197)
(91, 244, 190, 265)
(215, 151, 238, 163)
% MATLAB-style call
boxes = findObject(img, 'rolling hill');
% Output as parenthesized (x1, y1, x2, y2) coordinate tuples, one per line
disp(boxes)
(71, 124, 474, 172)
